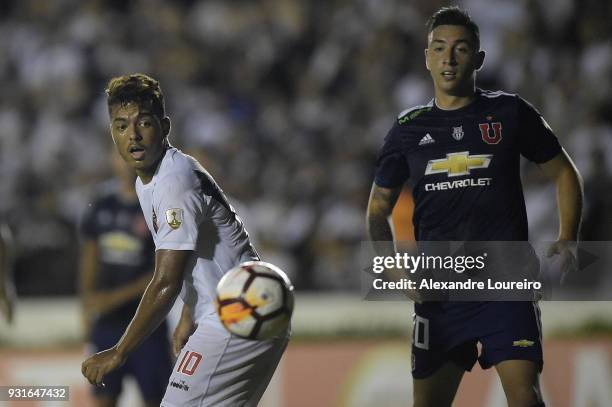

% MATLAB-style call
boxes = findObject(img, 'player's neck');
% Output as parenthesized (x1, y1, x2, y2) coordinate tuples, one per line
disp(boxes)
(434, 88, 477, 111)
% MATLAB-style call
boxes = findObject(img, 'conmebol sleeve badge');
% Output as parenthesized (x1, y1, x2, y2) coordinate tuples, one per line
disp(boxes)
(165, 208, 183, 230)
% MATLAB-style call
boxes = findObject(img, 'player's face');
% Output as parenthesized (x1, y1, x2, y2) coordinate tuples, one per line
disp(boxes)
(425, 25, 484, 96)
(109, 101, 169, 181)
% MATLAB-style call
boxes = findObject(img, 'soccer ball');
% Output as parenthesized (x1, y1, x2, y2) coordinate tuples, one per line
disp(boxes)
(216, 261, 294, 340)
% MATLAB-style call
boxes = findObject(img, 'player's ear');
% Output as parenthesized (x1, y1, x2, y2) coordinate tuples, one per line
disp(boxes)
(474, 50, 485, 71)
(161, 117, 171, 136)
(424, 48, 430, 71)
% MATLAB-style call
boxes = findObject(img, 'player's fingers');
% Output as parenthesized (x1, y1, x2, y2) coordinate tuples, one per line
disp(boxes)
(559, 251, 573, 284)
(569, 249, 578, 268)
(82, 358, 103, 385)
(172, 332, 180, 355)
(83, 365, 96, 385)
(564, 250, 577, 270)
(560, 263, 572, 284)
(81, 359, 90, 377)
(95, 367, 106, 386)
(546, 243, 559, 257)
(175, 335, 188, 356)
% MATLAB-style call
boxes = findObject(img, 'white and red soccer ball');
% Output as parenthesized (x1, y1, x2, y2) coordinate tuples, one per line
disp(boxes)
(216, 261, 294, 340)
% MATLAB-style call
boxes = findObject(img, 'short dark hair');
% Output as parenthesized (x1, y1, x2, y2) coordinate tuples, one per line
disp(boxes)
(106, 73, 165, 119)
(426, 6, 480, 49)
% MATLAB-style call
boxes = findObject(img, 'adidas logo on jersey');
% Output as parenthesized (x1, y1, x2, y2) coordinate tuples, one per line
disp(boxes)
(419, 133, 435, 146)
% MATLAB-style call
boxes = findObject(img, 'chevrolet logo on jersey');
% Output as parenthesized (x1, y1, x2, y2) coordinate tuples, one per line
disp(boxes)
(425, 152, 492, 177)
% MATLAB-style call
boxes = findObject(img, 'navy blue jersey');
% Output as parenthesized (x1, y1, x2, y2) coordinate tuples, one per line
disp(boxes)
(81, 181, 154, 326)
(375, 89, 561, 241)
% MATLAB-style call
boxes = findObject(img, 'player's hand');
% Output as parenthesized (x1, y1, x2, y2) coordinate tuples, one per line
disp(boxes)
(81, 347, 126, 386)
(546, 240, 578, 284)
(385, 267, 422, 304)
(172, 318, 196, 357)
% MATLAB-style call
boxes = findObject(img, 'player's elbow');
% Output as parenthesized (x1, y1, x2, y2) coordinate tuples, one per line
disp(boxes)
(367, 184, 401, 220)
(367, 197, 394, 220)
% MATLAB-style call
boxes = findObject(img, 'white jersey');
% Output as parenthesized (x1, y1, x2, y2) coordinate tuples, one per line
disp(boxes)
(135, 147, 258, 323)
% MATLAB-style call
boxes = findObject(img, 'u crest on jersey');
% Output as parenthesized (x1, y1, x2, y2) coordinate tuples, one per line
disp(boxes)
(479, 122, 503, 144)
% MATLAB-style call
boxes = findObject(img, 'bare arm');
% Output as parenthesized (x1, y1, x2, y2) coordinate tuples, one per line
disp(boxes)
(538, 149, 583, 242)
(538, 149, 583, 278)
(82, 249, 190, 385)
(366, 183, 402, 254)
(366, 183, 420, 301)
(116, 249, 190, 355)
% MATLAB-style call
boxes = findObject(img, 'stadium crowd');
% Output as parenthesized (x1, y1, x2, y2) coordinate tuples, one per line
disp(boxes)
(0, 0, 610, 295)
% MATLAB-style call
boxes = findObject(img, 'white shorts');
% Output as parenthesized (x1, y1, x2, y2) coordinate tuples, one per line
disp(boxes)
(161, 318, 289, 407)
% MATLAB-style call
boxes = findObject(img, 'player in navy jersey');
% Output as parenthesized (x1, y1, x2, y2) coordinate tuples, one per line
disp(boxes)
(80, 151, 172, 407)
(367, 7, 583, 407)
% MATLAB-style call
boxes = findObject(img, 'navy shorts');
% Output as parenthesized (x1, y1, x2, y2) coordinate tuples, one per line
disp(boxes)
(411, 301, 543, 379)
(90, 321, 173, 402)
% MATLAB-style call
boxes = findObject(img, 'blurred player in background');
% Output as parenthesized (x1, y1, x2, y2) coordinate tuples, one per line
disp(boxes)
(367, 7, 583, 407)
(0, 222, 15, 324)
(80, 150, 172, 407)
(82, 73, 288, 406)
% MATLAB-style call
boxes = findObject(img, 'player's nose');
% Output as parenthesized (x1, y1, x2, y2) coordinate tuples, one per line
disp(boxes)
(127, 123, 142, 141)
(443, 48, 457, 65)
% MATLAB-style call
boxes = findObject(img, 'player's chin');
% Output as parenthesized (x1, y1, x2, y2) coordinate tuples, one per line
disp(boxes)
(436, 81, 458, 93)
(130, 159, 149, 170)
(438, 80, 466, 94)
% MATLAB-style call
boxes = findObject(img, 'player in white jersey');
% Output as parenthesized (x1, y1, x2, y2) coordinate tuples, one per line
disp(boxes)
(82, 73, 288, 406)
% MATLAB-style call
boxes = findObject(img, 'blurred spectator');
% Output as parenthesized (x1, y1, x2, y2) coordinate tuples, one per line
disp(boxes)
(0, 223, 15, 323)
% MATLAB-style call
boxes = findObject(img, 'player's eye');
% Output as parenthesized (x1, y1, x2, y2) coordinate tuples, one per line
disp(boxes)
(115, 123, 127, 131)
(434, 47, 444, 52)
(139, 120, 152, 128)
